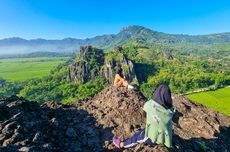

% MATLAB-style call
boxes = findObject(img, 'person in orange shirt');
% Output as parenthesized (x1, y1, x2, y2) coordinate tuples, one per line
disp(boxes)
(113, 65, 128, 87)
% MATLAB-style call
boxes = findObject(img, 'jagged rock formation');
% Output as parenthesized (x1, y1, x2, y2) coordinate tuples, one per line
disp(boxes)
(1, 87, 230, 152)
(0, 96, 108, 151)
(73, 87, 230, 152)
(68, 46, 138, 84)
(103, 50, 138, 84)
(72, 87, 166, 152)
(68, 46, 104, 83)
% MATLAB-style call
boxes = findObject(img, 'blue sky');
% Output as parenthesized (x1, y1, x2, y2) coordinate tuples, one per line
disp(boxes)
(0, 0, 230, 39)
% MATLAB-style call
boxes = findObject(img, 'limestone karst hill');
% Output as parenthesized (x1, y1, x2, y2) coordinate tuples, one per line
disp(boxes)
(1, 87, 230, 152)
(67, 46, 138, 85)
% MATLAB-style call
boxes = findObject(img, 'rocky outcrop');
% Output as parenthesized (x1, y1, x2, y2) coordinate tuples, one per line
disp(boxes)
(68, 46, 104, 83)
(1, 88, 230, 151)
(68, 46, 138, 84)
(0, 96, 108, 151)
(162, 52, 174, 60)
(73, 87, 230, 152)
(103, 51, 138, 84)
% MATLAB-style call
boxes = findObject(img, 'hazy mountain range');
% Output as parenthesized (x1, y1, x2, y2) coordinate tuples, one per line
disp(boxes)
(1, 25, 230, 55)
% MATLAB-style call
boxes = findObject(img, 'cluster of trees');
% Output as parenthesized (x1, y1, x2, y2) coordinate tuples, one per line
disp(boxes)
(0, 80, 25, 97)
(119, 45, 230, 99)
(167, 42, 230, 59)
(0, 62, 108, 104)
(19, 76, 107, 104)
(140, 64, 229, 99)
(18, 64, 108, 104)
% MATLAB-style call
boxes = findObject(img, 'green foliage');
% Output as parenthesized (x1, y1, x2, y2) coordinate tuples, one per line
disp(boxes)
(0, 80, 25, 97)
(84, 47, 104, 72)
(139, 59, 228, 98)
(147, 61, 216, 92)
(18, 63, 108, 104)
(135, 63, 156, 82)
(122, 65, 130, 73)
(140, 83, 155, 100)
(168, 42, 230, 59)
(74, 46, 104, 80)
(119, 45, 139, 59)
(105, 50, 124, 62)
(117, 45, 229, 99)
(1, 49, 108, 104)
(64, 77, 108, 104)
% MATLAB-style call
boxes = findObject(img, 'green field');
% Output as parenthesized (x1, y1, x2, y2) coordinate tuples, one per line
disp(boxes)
(186, 87, 230, 116)
(0, 57, 69, 81)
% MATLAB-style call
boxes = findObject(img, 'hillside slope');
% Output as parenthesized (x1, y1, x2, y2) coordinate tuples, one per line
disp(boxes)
(0, 87, 230, 152)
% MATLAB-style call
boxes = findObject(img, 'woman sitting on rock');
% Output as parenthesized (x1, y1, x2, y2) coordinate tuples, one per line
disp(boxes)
(113, 64, 129, 88)
(113, 84, 174, 149)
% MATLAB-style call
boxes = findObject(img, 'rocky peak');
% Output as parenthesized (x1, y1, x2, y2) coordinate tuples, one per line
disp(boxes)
(78, 46, 103, 62)
(67, 46, 104, 83)
(67, 46, 138, 85)
(103, 49, 138, 84)
(120, 25, 152, 34)
(74, 87, 230, 151)
(1, 87, 230, 151)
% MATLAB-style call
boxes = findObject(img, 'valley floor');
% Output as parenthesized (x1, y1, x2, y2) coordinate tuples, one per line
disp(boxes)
(186, 87, 230, 116)
(0, 57, 69, 81)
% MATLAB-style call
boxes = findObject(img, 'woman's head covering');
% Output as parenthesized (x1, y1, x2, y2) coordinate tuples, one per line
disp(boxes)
(152, 84, 173, 109)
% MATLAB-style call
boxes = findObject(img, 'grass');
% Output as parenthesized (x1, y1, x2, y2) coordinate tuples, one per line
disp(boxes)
(0, 57, 69, 82)
(186, 87, 230, 116)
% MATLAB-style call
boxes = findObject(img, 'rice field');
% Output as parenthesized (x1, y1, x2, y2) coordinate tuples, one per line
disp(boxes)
(0, 57, 69, 82)
(186, 87, 230, 116)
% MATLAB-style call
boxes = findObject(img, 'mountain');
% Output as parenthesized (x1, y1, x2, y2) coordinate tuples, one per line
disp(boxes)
(1, 25, 230, 55)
